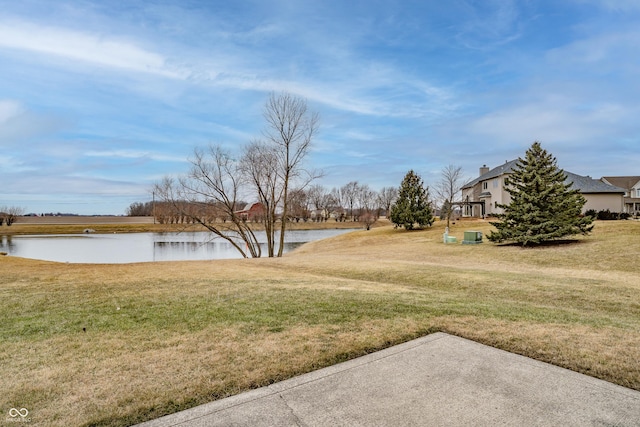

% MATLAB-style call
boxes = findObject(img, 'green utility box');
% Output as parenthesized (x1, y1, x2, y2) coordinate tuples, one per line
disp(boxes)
(462, 231, 483, 244)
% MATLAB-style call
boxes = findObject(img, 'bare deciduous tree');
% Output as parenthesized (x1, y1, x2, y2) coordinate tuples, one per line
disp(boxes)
(263, 91, 320, 256)
(154, 145, 262, 258)
(287, 187, 310, 222)
(357, 184, 378, 230)
(377, 186, 398, 217)
(329, 187, 346, 221)
(340, 181, 359, 221)
(126, 201, 153, 216)
(241, 140, 282, 257)
(436, 164, 465, 229)
(0, 206, 24, 226)
(154, 92, 320, 259)
(307, 184, 334, 221)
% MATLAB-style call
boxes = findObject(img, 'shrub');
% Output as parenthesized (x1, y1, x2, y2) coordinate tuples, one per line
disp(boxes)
(585, 209, 597, 219)
(594, 210, 630, 220)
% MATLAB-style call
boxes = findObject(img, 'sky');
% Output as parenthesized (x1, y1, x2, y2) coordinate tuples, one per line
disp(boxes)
(1, 0, 639, 215)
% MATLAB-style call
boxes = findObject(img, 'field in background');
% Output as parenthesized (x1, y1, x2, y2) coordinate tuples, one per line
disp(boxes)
(1, 219, 638, 426)
(16, 216, 156, 225)
(2, 215, 367, 235)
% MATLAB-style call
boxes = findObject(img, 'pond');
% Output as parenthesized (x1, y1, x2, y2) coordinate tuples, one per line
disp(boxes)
(0, 229, 355, 264)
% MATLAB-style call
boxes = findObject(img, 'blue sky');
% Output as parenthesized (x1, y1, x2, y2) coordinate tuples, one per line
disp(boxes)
(1, 0, 639, 215)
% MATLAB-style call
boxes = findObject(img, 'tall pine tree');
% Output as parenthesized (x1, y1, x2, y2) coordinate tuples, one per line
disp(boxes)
(390, 170, 433, 230)
(488, 141, 593, 246)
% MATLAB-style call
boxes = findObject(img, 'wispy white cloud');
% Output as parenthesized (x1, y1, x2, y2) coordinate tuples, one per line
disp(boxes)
(546, 29, 640, 72)
(0, 154, 34, 173)
(467, 102, 628, 145)
(0, 9, 456, 121)
(9, 173, 150, 197)
(0, 99, 68, 145)
(0, 99, 23, 123)
(0, 19, 184, 78)
(454, 0, 523, 50)
(84, 149, 185, 163)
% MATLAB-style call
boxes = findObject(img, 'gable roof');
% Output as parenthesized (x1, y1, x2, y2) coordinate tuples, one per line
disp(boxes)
(462, 160, 518, 189)
(601, 176, 640, 190)
(236, 202, 264, 213)
(462, 160, 625, 194)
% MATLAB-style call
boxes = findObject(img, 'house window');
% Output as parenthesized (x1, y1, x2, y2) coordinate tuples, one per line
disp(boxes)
(493, 179, 498, 188)
(483, 182, 488, 190)
(636, 189, 640, 197)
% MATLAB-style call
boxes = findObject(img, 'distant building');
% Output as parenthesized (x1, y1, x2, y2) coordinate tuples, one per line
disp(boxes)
(235, 202, 265, 222)
(600, 176, 640, 215)
(461, 162, 625, 218)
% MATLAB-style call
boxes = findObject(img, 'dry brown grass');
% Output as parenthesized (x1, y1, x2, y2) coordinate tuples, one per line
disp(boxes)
(1, 218, 639, 426)
(2, 216, 367, 235)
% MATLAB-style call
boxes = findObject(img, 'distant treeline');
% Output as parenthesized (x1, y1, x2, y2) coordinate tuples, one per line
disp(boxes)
(125, 201, 155, 217)
(127, 200, 250, 225)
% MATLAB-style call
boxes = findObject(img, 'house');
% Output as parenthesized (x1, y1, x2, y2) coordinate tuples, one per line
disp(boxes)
(461, 162, 625, 218)
(235, 202, 265, 222)
(600, 176, 640, 215)
(310, 208, 329, 221)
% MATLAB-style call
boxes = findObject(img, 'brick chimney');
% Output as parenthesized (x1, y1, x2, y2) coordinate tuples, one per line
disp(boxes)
(479, 164, 489, 177)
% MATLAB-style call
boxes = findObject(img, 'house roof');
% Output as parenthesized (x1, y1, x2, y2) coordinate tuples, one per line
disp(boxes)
(462, 160, 625, 194)
(462, 160, 518, 189)
(565, 172, 625, 194)
(601, 176, 640, 190)
(236, 202, 263, 213)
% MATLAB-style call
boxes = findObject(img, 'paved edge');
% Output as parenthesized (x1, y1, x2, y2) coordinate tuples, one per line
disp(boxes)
(135, 333, 447, 427)
(135, 332, 640, 427)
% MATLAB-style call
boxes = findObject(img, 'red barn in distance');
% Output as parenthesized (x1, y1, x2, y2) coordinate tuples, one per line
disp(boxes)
(235, 202, 265, 222)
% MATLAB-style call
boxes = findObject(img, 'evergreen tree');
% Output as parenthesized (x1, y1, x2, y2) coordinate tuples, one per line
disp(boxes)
(488, 141, 594, 246)
(390, 170, 433, 230)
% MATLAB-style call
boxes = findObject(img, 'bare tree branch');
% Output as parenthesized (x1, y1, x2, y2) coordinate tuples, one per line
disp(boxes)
(436, 164, 465, 229)
(241, 140, 282, 257)
(263, 91, 320, 256)
(154, 145, 261, 258)
(378, 186, 398, 217)
(0, 206, 24, 226)
(340, 181, 359, 221)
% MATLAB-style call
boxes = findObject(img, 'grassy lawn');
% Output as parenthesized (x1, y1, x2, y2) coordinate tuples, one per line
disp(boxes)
(1, 219, 639, 426)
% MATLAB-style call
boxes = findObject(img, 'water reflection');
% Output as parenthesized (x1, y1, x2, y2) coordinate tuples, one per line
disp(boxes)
(0, 229, 354, 264)
(1, 235, 15, 252)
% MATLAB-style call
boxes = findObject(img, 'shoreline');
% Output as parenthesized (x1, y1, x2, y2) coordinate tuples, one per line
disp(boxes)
(1, 215, 382, 235)
(12, 215, 155, 225)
